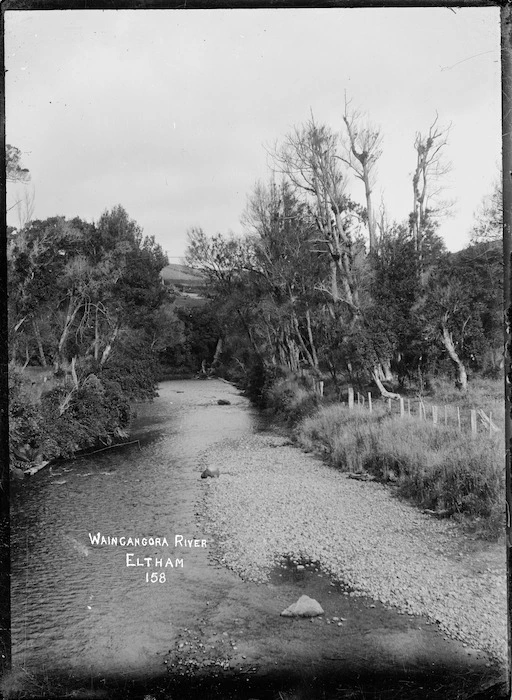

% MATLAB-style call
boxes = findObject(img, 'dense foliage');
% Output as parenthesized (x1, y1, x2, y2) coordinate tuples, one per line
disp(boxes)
(182, 114, 502, 400)
(8, 202, 176, 466)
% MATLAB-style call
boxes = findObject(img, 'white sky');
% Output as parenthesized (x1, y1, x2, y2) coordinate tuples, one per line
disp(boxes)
(5, 7, 501, 259)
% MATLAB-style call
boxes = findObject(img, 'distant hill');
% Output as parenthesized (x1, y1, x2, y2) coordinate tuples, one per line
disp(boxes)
(161, 263, 208, 308)
(160, 263, 206, 291)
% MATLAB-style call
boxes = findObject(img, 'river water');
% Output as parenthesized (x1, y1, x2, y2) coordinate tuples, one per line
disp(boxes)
(10, 379, 254, 686)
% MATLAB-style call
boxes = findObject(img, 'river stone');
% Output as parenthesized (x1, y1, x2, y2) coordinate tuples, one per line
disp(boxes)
(281, 595, 324, 618)
(201, 468, 220, 479)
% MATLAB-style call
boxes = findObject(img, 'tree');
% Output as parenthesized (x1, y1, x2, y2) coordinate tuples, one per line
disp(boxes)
(341, 100, 383, 254)
(271, 116, 366, 324)
(270, 117, 408, 397)
(6, 144, 32, 223)
(410, 116, 452, 265)
(8, 207, 169, 394)
(242, 179, 327, 375)
(415, 242, 501, 391)
(7, 217, 88, 368)
(470, 180, 502, 244)
(6, 145, 30, 184)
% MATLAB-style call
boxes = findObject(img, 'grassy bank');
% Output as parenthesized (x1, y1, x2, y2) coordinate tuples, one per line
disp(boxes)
(264, 372, 505, 538)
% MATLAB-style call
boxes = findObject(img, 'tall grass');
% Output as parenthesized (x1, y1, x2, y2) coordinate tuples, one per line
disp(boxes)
(425, 376, 504, 429)
(297, 403, 505, 538)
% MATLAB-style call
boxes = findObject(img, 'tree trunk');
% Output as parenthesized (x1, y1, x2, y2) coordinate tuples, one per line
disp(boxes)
(32, 320, 47, 367)
(94, 306, 100, 361)
(210, 337, 223, 373)
(58, 295, 82, 363)
(236, 309, 264, 362)
(372, 368, 401, 399)
(363, 163, 377, 254)
(305, 308, 319, 370)
(291, 308, 320, 376)
(375, 358, 393, 383)
(441, 323, 468, 391)
(100, 325, 120, 366)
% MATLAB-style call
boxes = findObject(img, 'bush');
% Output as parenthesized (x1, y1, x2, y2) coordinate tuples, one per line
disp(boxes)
(263, 370, 320, 425)
(9, 367, 133, 465)
(8, 368, 48, 463)
(40, 375, 133, 459)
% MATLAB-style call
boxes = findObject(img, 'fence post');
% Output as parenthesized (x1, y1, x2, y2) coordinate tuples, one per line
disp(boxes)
(318, 380, 324, 397)
(407, 398, 411, 417)
(399, 397, 404, 418)
(471, 409, 477, 436)
(368, 392, 372, 412)
(348, 386, 354, 410)
(388, 398, 392, 413)
(432, 405, 438, 425)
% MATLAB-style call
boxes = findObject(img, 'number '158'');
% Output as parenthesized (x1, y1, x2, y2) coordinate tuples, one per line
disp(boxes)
(146, 572, 166, 583)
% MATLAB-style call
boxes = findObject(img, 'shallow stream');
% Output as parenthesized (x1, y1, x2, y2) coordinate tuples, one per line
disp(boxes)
(10, 379, 252, 683)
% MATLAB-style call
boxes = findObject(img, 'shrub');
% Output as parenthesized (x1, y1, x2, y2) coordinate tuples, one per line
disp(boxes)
(264, 370, 320, 425)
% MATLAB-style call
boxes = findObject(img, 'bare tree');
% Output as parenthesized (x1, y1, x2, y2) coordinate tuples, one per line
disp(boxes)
(410, 115, 452, 262)
(341, 99, 383, 254)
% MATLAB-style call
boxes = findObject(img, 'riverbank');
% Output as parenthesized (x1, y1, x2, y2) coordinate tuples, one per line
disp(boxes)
(200, 428, 507, 670)
(6, 379, 507, 700)
(259, 373, 505, 538)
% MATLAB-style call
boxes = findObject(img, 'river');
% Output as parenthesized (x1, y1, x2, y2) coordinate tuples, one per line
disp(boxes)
(10, 379, 253, 687)
(9, 378, 506, 700)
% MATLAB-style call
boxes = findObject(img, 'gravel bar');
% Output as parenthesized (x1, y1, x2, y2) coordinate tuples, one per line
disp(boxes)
(200, 432, 507, 667)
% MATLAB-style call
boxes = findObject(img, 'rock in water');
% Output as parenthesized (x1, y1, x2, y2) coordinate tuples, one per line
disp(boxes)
(201, 468, 220, 479)
(281, 595, 324, 618)
(217, 399, 231, 405)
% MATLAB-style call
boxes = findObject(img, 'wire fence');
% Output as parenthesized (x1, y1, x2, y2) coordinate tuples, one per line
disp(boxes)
(312, 381, 501, 438)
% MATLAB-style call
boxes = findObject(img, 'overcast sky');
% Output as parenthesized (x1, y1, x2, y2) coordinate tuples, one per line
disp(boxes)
(5, 7, 501, 260)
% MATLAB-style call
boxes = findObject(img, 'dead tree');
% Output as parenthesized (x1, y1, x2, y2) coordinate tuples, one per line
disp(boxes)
(341, 100, 383, 255)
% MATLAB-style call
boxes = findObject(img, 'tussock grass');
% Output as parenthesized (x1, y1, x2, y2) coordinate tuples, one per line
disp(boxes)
(297, 403, 505, 538)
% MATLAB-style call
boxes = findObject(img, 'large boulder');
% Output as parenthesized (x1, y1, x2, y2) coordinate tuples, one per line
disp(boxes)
(280, 595, 324, 618)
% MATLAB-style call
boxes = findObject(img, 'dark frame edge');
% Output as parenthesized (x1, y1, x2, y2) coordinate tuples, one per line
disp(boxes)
(0, 0, 11, 681)
(0, 3, 509, 698)
(502, 4, 512, 699)
(0, 0, 504, 11)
